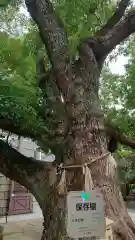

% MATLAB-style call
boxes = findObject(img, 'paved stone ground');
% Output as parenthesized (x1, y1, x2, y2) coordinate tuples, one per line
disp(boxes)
(3, 218, 43, 240)
(1, 209, 135, 240)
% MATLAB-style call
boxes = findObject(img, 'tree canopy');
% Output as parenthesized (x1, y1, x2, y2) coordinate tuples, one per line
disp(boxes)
(1, 1, 135, 239)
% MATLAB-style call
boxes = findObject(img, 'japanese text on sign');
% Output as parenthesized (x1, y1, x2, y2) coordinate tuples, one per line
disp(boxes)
(76, 202, 96, 211)
(67, 190, 105, 239)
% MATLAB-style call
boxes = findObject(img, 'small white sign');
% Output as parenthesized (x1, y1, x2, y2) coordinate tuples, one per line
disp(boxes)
(67, 190, 105, 238)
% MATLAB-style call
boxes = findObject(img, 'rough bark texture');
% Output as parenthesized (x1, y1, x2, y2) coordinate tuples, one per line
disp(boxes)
(40, 48, 135, 240)
(1, 0, 135, 240)
(97, 0, 130, 36)
(0, 140, 55, 220)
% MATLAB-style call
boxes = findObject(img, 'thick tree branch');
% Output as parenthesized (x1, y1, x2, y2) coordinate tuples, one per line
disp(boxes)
(0, 139, 46, 185)
(0, 117, 39, 139)
(84, 9, 135, 64)
(106, 123, 135, 149)
(96, 10, 135, 58)
(97, 0, 130, 37)
(0, 115, 56, 157)
(0, 139, 54, 208)
(25, 0, 72, 101)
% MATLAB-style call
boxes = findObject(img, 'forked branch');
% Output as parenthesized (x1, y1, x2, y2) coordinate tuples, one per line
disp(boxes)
(99, 9, 135, 57)
(97, 0, 130, 36)
(86, 9, 135, 62)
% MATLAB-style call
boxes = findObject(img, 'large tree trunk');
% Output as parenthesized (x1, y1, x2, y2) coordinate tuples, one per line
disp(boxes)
(0, 52, 134, 240)
(1, 0, 135, 239)
(40, 51, 135, 239)
(0, 133, 134, 240)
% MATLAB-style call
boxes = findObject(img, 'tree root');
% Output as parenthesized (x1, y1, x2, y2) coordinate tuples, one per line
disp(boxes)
(113, 214, 135, 240)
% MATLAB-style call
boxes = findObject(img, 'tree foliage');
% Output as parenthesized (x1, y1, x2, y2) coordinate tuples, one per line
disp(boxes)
(100, 36, 135, 182)
(0, 31, 46, 132)
(1, 1, 135, 238)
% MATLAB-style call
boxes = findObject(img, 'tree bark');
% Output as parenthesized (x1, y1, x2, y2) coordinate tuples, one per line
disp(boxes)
(24, 0, 135, 239)
(40, 48, 135, 239)
(2, 0, 135, 239)
(97, 0, 130, 36)
(0, 140, 57, 228)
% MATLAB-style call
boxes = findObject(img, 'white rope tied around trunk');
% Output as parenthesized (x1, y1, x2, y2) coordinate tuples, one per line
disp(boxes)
(57, 152, 111, 195)
(83, 163, 94, 191)
(105, 154, 117, 179)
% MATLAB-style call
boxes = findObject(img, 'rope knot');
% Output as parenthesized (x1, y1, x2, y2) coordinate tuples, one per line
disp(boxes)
(57, 166, 67, 195)
(57, 152, 110, 195)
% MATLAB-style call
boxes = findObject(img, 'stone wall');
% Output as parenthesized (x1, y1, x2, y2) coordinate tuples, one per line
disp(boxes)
(0, 174, 10, 217)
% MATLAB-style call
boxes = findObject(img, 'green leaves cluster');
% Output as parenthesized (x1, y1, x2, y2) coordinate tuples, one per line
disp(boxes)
(100, 36, 135, 182)
(0, 30, 49, 141)
(54, 0, 114, 55)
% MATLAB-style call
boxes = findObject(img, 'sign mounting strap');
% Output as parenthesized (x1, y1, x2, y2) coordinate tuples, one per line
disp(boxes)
(57, 152, 110, 195)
